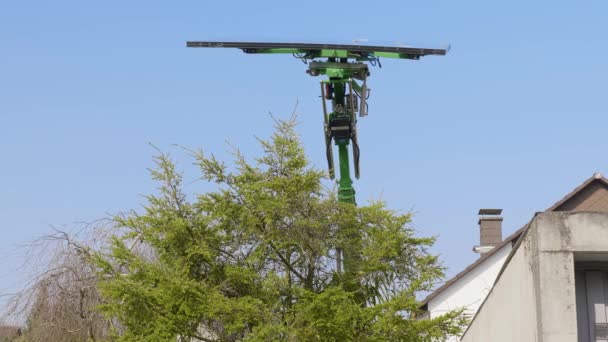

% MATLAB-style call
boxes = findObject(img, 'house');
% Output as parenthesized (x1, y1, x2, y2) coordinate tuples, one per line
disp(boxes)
(461, 208, 608, 340)
(419, 172, 608, 341)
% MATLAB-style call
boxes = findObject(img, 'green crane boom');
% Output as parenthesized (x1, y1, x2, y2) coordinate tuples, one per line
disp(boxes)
(187, 40, 448, 205)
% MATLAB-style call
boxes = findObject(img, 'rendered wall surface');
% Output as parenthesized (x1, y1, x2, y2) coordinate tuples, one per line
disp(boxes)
(459, 230, 538, 342)
(427, 244, 511, 342)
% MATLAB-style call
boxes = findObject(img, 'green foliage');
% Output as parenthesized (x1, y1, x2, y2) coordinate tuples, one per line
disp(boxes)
(94, 117, 466, 341)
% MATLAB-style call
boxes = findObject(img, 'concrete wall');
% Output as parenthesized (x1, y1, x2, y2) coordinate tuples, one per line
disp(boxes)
(461, 212, 608, 342)
(428, 244, 511, 342)
(460, 225, 538, 342)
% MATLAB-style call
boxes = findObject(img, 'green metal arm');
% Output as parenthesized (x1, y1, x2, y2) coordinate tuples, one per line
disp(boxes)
(187, 38, 448, 290)
(186, 40, 448, 205)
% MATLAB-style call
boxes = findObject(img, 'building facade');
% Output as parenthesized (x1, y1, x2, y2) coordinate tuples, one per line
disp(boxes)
(462, 211, 608, 341)
(420, 173, 608, 341)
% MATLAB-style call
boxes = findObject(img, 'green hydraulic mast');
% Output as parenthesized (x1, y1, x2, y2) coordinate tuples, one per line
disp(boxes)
(187, 41, 448, 279)
(187, 41, 448, 206)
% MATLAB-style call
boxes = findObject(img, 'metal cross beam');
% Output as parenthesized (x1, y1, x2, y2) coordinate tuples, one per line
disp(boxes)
(186, 41, 448, 60)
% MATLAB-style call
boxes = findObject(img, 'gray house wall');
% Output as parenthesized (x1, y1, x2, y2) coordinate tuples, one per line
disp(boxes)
(459, 220, 538, 341)
(461, 212, 608, 342)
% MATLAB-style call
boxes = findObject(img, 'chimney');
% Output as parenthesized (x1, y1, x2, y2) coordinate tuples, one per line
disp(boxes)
(473, 208, 503, 256)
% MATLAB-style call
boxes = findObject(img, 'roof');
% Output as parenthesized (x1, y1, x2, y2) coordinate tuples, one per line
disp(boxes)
(545, 172, 608, 211)
(419, 172, 608, 310)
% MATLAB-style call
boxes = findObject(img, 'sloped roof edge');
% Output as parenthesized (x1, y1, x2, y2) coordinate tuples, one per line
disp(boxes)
(458, 218, 533, 338)
(545, 172, 608, 211)
(419, 227, 524, 309)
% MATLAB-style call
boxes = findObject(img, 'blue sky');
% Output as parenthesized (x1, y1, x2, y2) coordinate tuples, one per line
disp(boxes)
(1, 0, 608, 305)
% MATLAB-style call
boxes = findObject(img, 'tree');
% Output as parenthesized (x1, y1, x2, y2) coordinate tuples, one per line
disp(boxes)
(93, 117, 466, 341)
(5, 228, 116, 342)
